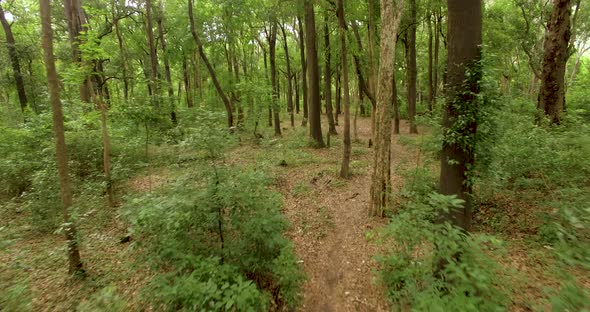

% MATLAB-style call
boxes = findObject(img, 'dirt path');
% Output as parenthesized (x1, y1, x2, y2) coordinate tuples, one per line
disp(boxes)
(277, 118, 417, 311)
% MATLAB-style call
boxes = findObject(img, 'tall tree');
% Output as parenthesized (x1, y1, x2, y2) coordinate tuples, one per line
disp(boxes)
(145, 0, 159, 103)
(267, 20, 282, 136)
(280, 23, 295, 128)
(369, 0, 404, 216)
(407, 0, 418, 134)
(63, 0, 92, 103)
(337, 0, 351, 178)
(0, 3, 28, 113)
(157, 6, 177, 124)
(304, 0, 324, 147)
(537, 0, 571, 124)
(428, 11, 434, 111)
(439, 0, 482, 231)
(297, 16, 309, 126)
(40, 0, 83, 274)
(324, 11, 337, 135)
(188, 0, 233, 127)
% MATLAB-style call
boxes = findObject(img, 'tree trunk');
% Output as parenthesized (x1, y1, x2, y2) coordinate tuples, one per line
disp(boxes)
(157, 8, 177, 124)
(188, 0, 233, 127)
(145, 0, 159, 106)
(112, 0, 129, 101)
(393, 69, 400, 135)
(428, 11, 434, 111)
(63, 0, 92, 103)
(40, 0, 84, 275)
(0, 4, 28, 113)
(324, 12, 337, 135)
(268, 21, 282, 136)
(434, 9, 440, 102)
(407, 0, 418, 134)
(183, 55, 194, 108)
(370, 0, 404, 217)
(538, 0, 571, 124)
(337, 0, 351, 178)
(280, 23, 295, 128)
(305, 0, 325, 147)
(297, 16, 309, 126)
(439, 0, 482, 231)
(335, 63, 341, 126)
(295, 72, 300, 114)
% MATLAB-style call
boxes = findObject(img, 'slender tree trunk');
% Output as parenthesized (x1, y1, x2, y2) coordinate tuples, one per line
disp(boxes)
(145, 0, 159, 106)
(280, 23, 295, 128)
(183, 55, 194, 108)
(324, 12, 337, 135)
(305, 0, 325, 147)
(369, 0, 404, 217)
(40, 0, 84, 275)
(393, 70, 400, 135)
(439, 0, 482, 231)
(268, 21, 282, 136)
(538, 0, 571, 124)
(157, 9, 177, 124)
(434, 9, 440, 101)
(188, 0, 233, 127)
(295, 72, 300, 114)
(112, 0, 129, 101)
(367, 0, 379, 100)
(428, 12, 434, 111)
(297, 16, 309, 126)
(407, 0, 418, 134)
(0, 4, 28, 113)
(338, 0, 351, 178)
(335, 63, 341, 126)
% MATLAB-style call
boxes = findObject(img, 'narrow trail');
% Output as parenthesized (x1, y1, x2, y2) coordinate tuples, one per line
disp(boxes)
(277, 118, 418, 311)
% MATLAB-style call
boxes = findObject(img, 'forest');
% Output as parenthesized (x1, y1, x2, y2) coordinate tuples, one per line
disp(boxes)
(0, 0, 589, 310)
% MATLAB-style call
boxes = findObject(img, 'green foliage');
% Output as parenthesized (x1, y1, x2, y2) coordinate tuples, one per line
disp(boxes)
(377, 193, 509, 311)
(0, 280, 32, 312)
(77, 286, 127, 312)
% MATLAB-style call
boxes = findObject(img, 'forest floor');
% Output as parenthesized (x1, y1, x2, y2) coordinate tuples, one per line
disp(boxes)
(1, 115, 588, 311)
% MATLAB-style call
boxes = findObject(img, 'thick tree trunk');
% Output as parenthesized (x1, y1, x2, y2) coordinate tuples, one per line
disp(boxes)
(305, 0, 324, 147)
(439, 0, 482, 231)
(324, 12, 337, 135)
(40, 0, 84, 275)
(407, 0, 418, 134)
(63, 0, 91, 103)
(280, 23, 295, 128)
(0, 4, 28, 113)
(538, 0, 571, 124)
(337, 0, 351, 178)
(297, 16, 309, 126)
(370, 0, 404, 217)
(188, 0, 233, 127)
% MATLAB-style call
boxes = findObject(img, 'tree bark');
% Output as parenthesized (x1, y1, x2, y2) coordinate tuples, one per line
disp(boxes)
(305, 0, 325, 147)
(63, 0, 92, 103)
(40, 0, 84, 275)
(188, 0, 233, 127)
(428, 11, 434, 111)
(337, 0, 351, 178)
(297, 16, 309, 126)
(145, 0, 159, 104)
(0, 4, 28, 113)
(280, 23, 295, 128)
(268, 21, 282, 136)
(369, 0, 404, 217)
(538, 0, 571, 124)
(183, 55, 194, 108)
(157, 9, 177, 124)
(439, 0, 482, 231)
(324, 12, 337, 135)
(407, 0, 418, 134)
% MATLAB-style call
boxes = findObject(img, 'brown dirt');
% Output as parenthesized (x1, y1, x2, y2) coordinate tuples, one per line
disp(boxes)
(272, 117, 423, 312)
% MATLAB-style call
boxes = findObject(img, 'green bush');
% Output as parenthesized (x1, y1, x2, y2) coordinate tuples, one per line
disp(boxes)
(77, 286, 127, 312)
(377, 193, 509, 311)
(129, 168, 302, 310)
